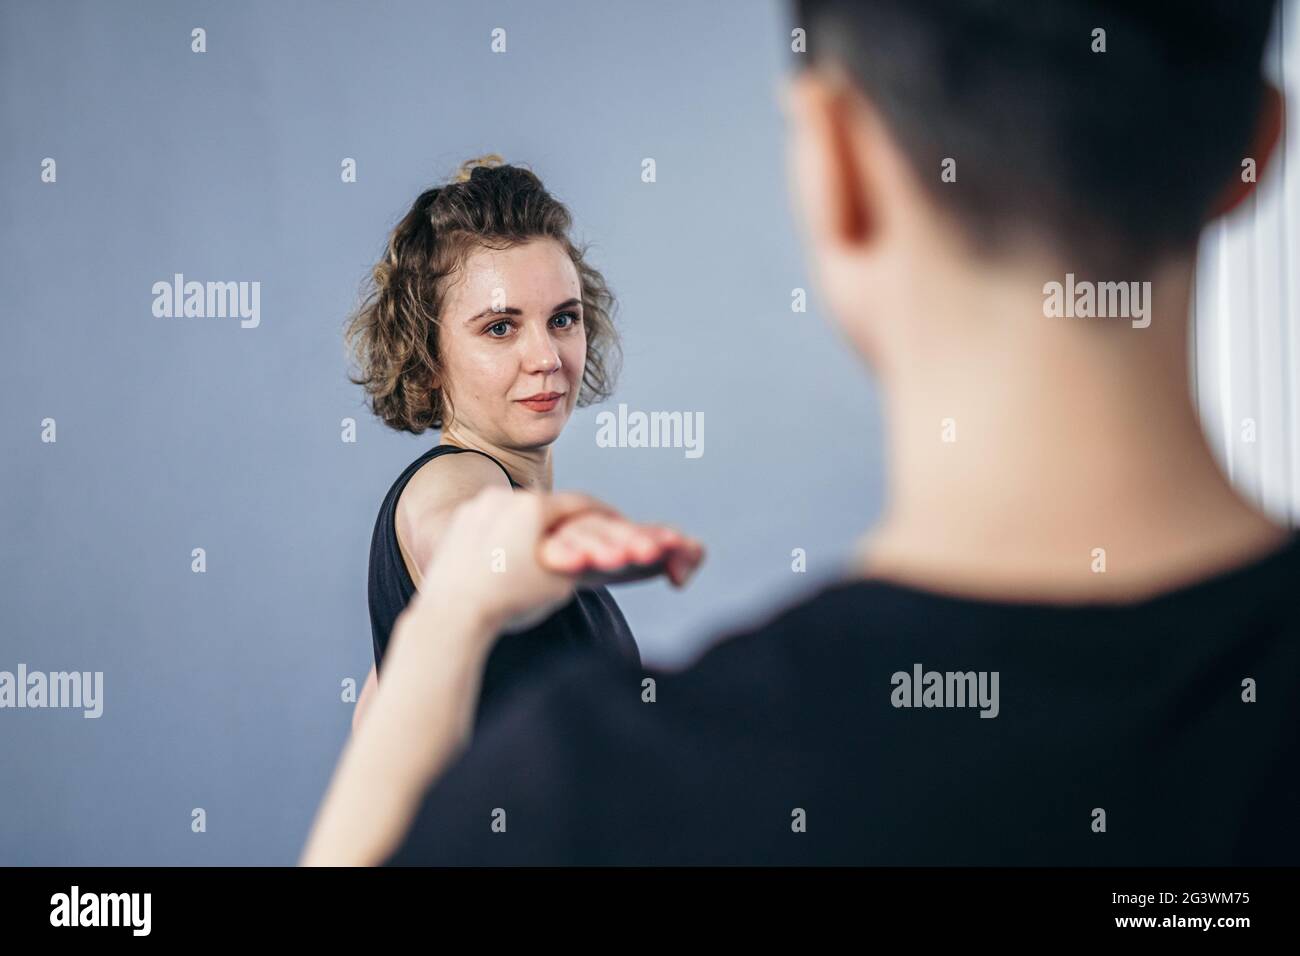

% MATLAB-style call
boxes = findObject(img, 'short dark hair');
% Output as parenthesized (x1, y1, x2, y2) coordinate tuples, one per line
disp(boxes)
(790, 0, 1279, 273)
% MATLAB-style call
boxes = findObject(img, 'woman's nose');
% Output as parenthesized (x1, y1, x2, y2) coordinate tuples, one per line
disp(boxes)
(523, 326, 562, 373)
(530, 350, 561, 374)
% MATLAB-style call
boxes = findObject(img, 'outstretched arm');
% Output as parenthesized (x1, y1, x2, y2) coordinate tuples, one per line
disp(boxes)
(304, 590, 497, 866)
(352, 498, 702, 737)
(351, 665, 379, 735)
(304, 489, 702, 866)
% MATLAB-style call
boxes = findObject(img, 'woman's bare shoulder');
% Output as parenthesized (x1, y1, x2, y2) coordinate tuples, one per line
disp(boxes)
(400, 450, 510, 518)
(395, 450, 513, 572)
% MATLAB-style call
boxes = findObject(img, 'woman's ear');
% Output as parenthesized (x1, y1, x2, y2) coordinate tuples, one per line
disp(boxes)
(1212, 82, 1284, 218)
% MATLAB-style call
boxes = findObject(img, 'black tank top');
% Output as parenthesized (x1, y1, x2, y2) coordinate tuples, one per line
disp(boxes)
(367, 443, 641, 726)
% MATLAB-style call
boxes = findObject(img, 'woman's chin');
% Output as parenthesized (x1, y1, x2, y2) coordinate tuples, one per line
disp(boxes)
(508, 413, 569, 447)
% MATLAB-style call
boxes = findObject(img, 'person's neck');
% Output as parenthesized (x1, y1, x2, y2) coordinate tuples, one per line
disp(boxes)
(855, 252, 1291, 603)
(439, 425, 554, 491)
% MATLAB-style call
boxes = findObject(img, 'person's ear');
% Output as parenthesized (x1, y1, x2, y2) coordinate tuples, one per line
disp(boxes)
(780, 64, 874, 253)
(1212, 82, 1284, 217)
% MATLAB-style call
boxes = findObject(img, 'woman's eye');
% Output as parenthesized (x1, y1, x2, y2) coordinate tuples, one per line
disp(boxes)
(487, 321, 512, 337)
(551, 311, 581, 329)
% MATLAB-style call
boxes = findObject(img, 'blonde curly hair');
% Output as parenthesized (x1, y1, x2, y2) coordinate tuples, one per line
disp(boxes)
(344, 154, 621, 433)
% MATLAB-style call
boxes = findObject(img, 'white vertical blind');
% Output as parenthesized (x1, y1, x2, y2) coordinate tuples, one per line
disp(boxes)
(1194, 0, 1299, 524)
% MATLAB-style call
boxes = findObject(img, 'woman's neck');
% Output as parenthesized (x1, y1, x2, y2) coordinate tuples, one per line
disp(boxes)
(439, 425, 554, 491)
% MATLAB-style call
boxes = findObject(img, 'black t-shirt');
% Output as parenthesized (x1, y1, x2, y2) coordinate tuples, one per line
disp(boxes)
(384, 529, 1300, 865)
(367, 443, 640, 728)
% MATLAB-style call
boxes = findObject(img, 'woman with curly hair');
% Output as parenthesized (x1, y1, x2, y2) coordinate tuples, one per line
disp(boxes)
(345, 155, 703, 734)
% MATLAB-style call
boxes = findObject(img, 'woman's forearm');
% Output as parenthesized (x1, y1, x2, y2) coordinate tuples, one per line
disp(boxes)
(300, 593, 496, 866)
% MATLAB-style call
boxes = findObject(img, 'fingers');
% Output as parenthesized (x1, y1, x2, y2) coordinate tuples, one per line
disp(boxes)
(642, 524, 704, 586)
(666, 546, 703, 587)
(537, 522, 590, 571)
(539, 513, 705, 585)
(594, 517, 662, 565)
(453, 486, 705, 588)
(450, 487, 617, 554)
(537, 490, 620, 531)
(543, 513, 654, 572)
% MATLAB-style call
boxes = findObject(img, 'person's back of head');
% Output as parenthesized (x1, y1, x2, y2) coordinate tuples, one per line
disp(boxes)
(779, 0, 1289, 600)
(785, 0, 1280, 277)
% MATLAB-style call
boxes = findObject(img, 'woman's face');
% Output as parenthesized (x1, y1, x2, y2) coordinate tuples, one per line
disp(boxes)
(436, 238, 587, 450)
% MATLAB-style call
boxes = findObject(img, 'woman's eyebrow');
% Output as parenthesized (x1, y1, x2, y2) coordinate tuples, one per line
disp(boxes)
(466, 298, 582, 324)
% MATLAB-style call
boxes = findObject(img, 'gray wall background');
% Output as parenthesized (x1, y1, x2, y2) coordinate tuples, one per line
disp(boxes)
(0, 1, 882, 864)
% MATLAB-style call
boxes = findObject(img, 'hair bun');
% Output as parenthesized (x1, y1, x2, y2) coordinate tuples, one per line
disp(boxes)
(454, 153, 506, 183)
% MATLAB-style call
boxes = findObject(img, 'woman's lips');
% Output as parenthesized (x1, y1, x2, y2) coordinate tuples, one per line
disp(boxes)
(516, 392, 564, 412)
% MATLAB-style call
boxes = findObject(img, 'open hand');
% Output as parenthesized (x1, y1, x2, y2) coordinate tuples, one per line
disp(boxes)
(410, 488, 704, 641)
(539, 512, 703, 589)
